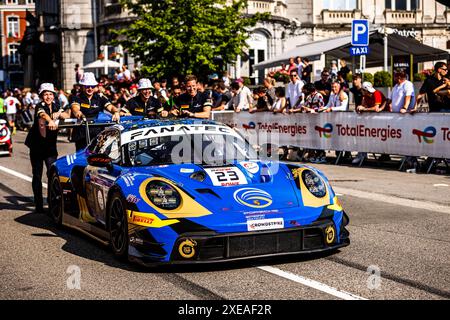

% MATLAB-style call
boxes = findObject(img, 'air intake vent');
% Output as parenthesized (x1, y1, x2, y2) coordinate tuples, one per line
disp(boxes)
(196, 189, 221, 199)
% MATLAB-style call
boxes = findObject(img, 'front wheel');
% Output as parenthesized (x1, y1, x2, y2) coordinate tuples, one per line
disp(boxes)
(48, 172, 63, 226)
(108, 192, 129, 259)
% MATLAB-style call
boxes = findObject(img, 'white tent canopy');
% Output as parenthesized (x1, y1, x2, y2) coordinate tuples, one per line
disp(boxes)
(83, 59, 121, 70)
(254, 35, 353, 70)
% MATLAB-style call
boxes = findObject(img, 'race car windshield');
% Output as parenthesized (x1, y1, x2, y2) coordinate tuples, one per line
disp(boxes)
(123, 133, 258, 167)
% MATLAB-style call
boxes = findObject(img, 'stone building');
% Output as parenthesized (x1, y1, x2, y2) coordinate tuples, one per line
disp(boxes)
(0, 0, 35, 89)
(283, 0, 450, 79)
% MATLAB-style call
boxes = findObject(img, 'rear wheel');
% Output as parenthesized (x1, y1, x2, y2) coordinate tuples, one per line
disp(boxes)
(48, 172, 63, 226)
(108, 192, 129, 259)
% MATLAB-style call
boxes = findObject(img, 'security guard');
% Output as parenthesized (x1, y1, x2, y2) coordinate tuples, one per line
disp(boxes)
(122, 78, 167, 118)
(70, 72, 121, 151)
(25, 83, 69, 213)
(171, 75, 212, 119)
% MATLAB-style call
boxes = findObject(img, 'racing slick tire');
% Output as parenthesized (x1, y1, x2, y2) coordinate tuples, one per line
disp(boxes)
(48, 172, 63, 226)
(108, 191, 129, 259)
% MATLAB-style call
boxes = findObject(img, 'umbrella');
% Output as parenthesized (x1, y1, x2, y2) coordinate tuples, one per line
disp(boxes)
(83, 59, 121, 70)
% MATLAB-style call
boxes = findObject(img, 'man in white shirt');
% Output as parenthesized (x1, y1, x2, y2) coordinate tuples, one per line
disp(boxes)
(236, 78, 253, 111)
(5, 93, 20, 134)
(389, 70, 415, 113)
(286, 69, 304, 110)
(324, 81, 349, 112)
(296, 56, 305, 78)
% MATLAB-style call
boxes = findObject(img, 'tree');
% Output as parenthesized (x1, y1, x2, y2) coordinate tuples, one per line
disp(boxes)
(112, 0, 268, 80)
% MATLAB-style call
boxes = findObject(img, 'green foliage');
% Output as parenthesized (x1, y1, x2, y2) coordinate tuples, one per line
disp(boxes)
(241, 76, 251, 86)
(362, 72, 373, 84)
(273, 72, 290, 84)
(112, 0, 269, 80)
(413, 73, 426, 82)
(374, 71, 393, 87)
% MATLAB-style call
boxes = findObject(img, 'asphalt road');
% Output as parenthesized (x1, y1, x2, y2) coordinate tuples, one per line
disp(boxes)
(0, 131, 449, 300)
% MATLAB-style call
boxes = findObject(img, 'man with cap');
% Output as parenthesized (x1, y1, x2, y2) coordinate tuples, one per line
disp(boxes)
(356, 82, 387, 113)
(70, 72, 121, 151)
(352, 81, 388, 165)
(122, 78, 166, 118)
(25, 83, 69, 213)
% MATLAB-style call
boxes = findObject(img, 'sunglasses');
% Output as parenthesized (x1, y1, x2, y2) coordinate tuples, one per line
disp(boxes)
(85, 85, 96, 89)
(290, 74, 298, 77)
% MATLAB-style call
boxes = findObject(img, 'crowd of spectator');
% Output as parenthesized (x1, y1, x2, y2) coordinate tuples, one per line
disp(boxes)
(0, 57, 448, 170)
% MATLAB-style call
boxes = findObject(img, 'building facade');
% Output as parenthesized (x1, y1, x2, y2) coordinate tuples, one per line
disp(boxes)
(285, 0, 450, 78)
(0, 0, 35, 89)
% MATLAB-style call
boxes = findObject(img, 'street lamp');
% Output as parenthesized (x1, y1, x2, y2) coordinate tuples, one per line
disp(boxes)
(378, 26, 395, 72)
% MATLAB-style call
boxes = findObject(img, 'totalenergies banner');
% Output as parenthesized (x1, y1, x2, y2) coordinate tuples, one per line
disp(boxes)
(212, 111, 450, 159)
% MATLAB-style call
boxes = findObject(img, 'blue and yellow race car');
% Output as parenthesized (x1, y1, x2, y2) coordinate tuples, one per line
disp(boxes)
(48, 118, 349, 265)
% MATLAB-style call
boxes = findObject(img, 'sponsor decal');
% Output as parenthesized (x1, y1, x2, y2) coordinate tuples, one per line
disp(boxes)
(412, 126, 436, 144)
(442, 127, 450, 142)
(335, 124, 402, 141)
(205, 167, 248, 187)
(126, 194, 140, 204)
(97, 190, 105, 210)
(127, 210, 179, 228)
(180, 168, 195, 173)
(247, 218, 284, 231)
(123, 174, 135, 187)
(315, 123, 333, 138)
(132, 214, 154, 225)
(243, 121, 256, 129)
(178, 238, 197, 259)
(121, 124, 239, 144)
(249, 122, 307, 137)
(325, 225, 336, 245)
(66, 153, 77, 165)
(234, 187, 273, 209)
(239, 161, 259, 174)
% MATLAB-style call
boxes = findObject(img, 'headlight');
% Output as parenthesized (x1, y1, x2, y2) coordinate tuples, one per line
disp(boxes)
(0, 127, 7, 137)
(146, 181, 181, 210)
(301, 169, 326, 198)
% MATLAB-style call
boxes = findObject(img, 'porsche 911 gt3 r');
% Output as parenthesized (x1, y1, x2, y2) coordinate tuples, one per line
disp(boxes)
(48, 118, 349, 266)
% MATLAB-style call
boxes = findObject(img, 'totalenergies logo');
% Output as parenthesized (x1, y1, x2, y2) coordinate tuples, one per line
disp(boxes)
(315, 123, 333, 138)
(243, 121, 256, 130)
(412, 126, 436, 144)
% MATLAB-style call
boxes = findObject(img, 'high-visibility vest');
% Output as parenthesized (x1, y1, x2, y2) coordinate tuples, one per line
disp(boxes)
(0, 98, 5, 114)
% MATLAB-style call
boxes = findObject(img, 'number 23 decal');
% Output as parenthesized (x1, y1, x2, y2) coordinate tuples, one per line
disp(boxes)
(204, 167, 248, 186)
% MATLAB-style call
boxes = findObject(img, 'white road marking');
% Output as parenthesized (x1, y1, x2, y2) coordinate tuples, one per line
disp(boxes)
(258, 265, 367, 300)
(433, 184, 448, 187)
(334, 186, 450, 214)
(0, 165, 47, 189)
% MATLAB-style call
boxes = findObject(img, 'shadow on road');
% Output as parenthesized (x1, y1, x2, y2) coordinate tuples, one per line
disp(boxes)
(13, 210, 343, 274)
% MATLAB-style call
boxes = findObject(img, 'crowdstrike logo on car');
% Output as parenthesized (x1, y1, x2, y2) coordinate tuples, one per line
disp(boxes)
(412, 126, 437, 144)
(315, 123, 333, 138)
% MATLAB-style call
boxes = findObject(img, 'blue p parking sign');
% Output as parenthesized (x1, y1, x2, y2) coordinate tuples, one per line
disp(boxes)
(351, 20, 369, 46)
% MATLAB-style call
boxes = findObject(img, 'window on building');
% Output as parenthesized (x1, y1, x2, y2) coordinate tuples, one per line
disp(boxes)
(8, 44, 20, 65)
(323, 0, 357, 10)
(26, 0, 36, 4)
(385, 0, 419, 10)
(6, 0, 19, 4)
(7, 16, 19, 38)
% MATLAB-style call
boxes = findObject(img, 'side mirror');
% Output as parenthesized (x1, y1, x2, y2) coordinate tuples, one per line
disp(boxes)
(87, 153, 112, 169)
